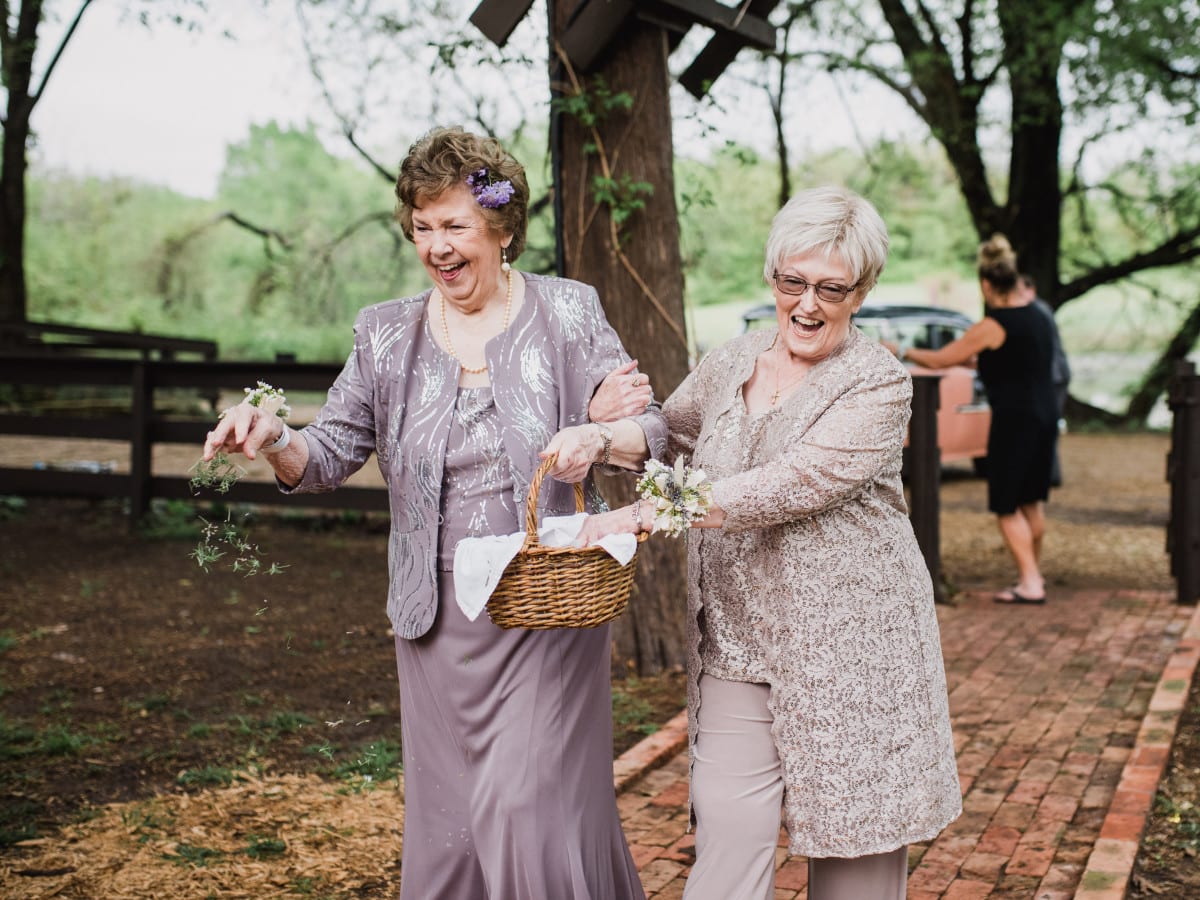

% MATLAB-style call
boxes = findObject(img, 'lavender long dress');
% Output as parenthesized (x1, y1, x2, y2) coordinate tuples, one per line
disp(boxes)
(393, 385, 645, 899)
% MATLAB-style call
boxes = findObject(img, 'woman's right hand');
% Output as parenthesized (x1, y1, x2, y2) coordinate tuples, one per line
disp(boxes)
(574, 500, 653, 547)
(203, 402, 285, 462)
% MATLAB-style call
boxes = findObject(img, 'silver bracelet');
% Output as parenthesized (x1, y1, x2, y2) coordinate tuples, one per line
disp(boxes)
(632, 501, 643, 534)
(260, 425, 291, 454)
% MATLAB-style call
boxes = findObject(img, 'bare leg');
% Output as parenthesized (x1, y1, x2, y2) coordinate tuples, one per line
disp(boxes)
(1021, 501, 1046, 564)
(996, 510, 1045, 599)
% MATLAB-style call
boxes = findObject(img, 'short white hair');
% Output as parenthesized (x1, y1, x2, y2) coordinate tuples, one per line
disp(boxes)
(763, 186, 890, 292)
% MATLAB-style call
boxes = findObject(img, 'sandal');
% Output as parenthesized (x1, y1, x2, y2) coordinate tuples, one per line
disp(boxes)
(994, 589, 1046, 605)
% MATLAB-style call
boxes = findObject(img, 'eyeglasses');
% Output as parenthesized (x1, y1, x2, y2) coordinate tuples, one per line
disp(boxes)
(771, 272, 859, 303)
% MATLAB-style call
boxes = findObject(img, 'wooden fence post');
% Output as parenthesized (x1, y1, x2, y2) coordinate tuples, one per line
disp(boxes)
(130, 361, 153, 524)
(1167, 360, 1199, 605)
(908, 374, 944, 603)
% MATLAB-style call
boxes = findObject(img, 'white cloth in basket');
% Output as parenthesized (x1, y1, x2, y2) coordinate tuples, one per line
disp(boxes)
(452, 513, 638, 622)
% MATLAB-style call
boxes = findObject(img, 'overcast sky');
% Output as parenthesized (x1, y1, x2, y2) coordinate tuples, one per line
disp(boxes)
(32, 4, 318, 197)
(27, 2, 928, 199)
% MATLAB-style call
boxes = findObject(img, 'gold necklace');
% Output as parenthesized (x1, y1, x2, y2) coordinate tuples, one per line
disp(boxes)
(768, 334, 807, 405)
(439, 268, 513, 375)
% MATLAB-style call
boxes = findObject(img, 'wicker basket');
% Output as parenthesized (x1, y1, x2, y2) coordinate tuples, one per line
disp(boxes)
(487, 455, 645, 629)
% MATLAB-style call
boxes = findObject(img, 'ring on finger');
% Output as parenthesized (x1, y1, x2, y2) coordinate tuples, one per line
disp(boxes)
(632, 376, 641, 387)
(218, 407, 236, 420)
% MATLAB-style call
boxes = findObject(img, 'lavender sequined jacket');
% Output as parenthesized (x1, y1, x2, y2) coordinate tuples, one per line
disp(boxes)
(285, 273, 668, 638)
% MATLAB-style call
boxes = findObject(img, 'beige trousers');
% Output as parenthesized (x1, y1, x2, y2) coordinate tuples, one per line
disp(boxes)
(683, 675, 908, 900)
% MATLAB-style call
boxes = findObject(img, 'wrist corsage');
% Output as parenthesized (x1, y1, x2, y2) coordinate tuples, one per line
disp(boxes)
(637, 456, 714, 538)
(242, 381, 291, 420)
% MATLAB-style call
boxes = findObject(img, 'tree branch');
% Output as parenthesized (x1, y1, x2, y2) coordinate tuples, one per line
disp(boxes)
(344, 129, 396, 184)
(30, 0, 94, 108)
(1059, 227, 1200, 303)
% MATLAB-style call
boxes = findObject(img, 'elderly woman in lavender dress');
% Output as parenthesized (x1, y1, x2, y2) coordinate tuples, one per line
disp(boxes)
(205, 126, 663, 900)
(581, 186, 961, 900)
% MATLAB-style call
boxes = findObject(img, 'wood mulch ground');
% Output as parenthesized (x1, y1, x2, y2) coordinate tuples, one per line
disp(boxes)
(0, 429, 1191, 899)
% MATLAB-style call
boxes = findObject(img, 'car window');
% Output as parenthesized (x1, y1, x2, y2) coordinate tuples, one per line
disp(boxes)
(929, 324, 964, 349)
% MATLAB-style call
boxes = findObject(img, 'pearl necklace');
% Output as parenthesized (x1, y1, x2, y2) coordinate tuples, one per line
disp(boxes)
(439, 268, 513, 375)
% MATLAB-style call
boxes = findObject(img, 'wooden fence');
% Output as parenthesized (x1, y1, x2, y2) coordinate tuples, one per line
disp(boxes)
(1167, 360, 1200, 605)
(0, 355, 387, 517)
(0, 320, 218, 361)
(0, 354, 949, 587)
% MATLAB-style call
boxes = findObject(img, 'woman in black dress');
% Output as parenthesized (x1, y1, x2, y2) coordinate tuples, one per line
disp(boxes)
(899, 234, 1057, 604)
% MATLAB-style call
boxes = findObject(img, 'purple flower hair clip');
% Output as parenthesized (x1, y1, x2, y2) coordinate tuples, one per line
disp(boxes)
(467, 168, 515, 209)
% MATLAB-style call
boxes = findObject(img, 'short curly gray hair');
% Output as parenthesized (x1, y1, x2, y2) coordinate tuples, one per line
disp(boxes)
(395, 126, 530, 262)
(763, 186, 889, 294)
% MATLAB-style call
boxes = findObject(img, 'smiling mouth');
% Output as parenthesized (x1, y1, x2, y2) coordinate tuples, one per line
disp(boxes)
(791, 314, 823, 335)
(438, 262, 466, 279)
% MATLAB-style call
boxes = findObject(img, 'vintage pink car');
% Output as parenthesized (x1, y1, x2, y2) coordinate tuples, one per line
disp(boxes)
(740, 303, 991, 469)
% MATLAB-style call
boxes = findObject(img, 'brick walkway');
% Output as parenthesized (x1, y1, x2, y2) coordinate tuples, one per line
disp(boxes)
(616, 589, 1199, 899)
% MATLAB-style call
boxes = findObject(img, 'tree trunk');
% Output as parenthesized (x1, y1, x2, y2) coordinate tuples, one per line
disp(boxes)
(0, 116, 29, 337)
(1125, 297, 1200, 424)
(999, 0, 1066, 306)
(0, 0, 42, 339)
(549, 3, 690, 674)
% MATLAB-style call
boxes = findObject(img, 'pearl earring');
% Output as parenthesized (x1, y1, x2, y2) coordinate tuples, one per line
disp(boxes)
(501, 246, 511, 273)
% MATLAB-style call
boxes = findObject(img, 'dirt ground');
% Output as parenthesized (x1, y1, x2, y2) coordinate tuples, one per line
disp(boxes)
(0, 429, 1193, 898)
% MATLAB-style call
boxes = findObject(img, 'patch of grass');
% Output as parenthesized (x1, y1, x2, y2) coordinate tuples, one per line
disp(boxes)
(291, 875, 337, 898)
(262, 710, 314, 735)
(163, 842, 225, 867)
(78, 577, 106, 599)
(0, 630, 17, 654)
(332, 738, 402, 786)
(1154, 791, 1200, 852)
(188, 722, 213, 739)
(612, 686, 657, 735)
(0, 798, 41, 847)
(176, 765, 238, 787)
(127, 693, 172, 714)
(0, 715, 38, 760)
(0, 495, 27, 520)
(39, 726, 89, 756)
(120, 806, 172, 844)
(139, 499, 204, 540)
(244, 833, 288, 859)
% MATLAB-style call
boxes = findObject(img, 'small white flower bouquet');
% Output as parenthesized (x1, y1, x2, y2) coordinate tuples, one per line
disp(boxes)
(637, 456, 714, 537)
(243, 381, 291, 420)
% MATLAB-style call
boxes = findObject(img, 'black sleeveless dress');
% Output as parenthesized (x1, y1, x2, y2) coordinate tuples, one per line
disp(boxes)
(977, 305, 1059, 514)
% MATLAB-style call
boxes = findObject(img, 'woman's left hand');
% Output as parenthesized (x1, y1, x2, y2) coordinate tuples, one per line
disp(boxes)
(589, 360, 653, 422)
(540, 425, 603, 483)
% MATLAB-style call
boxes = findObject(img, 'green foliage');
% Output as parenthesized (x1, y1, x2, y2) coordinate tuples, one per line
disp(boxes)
(331, 738, 403, 786)
(26, 122, 418, 362)
(176, 766, 238, 787)
(162, 842, 225, 867)
(244, 834, 288, 859)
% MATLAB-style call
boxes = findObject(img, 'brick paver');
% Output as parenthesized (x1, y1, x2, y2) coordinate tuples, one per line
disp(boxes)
(617, 589, 1197, 898)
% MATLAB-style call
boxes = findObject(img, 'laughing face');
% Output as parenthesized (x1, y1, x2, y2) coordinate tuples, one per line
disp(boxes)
(772, 252, 865, 366)
(412, 183, 511, 314)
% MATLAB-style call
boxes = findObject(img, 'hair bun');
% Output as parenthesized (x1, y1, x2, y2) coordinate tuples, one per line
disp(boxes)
(976, 233, 1019, 288)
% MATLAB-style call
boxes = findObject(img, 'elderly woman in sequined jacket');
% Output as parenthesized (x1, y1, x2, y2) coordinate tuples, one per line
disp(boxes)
(204, 126, 664, 900)
(580, 186, 961, 900)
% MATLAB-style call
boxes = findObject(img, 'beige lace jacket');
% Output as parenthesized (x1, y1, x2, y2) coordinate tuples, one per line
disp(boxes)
(666, 326, 961, 859)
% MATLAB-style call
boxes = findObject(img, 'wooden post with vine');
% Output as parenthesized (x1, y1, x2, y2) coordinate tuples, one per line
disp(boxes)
(548, 4, 691, 675)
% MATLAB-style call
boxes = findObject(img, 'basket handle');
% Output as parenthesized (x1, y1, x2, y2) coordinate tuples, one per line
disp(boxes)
(523, 454, 586, 549)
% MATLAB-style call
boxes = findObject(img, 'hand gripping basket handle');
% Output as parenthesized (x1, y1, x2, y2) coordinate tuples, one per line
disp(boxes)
(522, 454, 586, 551)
